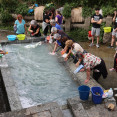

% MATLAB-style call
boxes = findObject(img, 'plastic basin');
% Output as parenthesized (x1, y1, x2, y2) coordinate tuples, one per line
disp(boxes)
(7, 35, 16, 41)
(103, 27, 111, 33)
(91, 87, 103, 104)
(78, 85, 90, 100)
(17, 34, 26, 40)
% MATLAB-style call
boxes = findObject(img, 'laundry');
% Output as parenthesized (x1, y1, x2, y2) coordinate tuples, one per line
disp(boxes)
(24, 42, 42, 48)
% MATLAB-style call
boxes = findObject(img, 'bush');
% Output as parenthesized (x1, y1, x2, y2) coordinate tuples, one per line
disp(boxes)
(102, 6, 116, 17)
(44, 3, 56, 13)
(62, 3, 72, 18)
(82, 7, 94, 18)
(0, 0, 18, 13)
(15, 3, 29, 16)
(0, 10, 13, 23)
(67, 28, 88, 42)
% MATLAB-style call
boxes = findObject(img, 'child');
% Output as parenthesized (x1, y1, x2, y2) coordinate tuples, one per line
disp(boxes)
(109, 51, 117, 72)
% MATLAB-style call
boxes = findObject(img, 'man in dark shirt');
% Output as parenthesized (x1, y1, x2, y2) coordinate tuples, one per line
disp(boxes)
(110, 11, 117, 50)
(89, 8, 103, 48)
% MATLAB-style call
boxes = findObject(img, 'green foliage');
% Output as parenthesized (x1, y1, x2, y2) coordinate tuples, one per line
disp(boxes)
(15, 3, 29, 16)
(0, 10, 13, 23)
(82, 7, 94, 18)
(0, 0, 18, 13)
(67, 28, 88, 42)
(63, 3, 72, 18)
(99, 22, 106, 43)
(102, 6, 116, 17)
(44, 3, 56, 12)
(0, 24, 13, 31)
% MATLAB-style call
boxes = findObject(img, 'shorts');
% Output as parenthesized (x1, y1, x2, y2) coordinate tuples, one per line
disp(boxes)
(112, 29, 117, 38)
(91, 27, 100, 36)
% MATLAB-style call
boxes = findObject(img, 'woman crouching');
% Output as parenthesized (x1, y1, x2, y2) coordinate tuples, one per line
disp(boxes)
(75, 52, 108, 83)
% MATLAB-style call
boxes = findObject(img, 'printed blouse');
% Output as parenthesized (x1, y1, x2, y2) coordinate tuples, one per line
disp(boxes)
(83, 53, 101, 69)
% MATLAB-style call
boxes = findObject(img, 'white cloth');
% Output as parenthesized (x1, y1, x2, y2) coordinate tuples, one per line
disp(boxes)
(42, 21, 48, 31)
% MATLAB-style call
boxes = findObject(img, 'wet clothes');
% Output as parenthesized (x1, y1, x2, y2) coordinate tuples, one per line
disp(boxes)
(91, 14, 103, 28)
(93, 59, 108, 81)
(30, 24, 41, 37)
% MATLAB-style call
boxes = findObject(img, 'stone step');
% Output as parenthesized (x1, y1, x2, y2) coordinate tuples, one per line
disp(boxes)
(67, 96, 117, 117)
(0, 102, 64, 117)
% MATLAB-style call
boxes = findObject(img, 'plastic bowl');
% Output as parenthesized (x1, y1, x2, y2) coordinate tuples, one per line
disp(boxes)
(7, 35, 16, 41)
(103, 27, 111, 33)
(17, 34, 26, 40)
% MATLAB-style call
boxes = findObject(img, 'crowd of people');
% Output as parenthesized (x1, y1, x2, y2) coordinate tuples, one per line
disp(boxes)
(12, 7, 117, 84)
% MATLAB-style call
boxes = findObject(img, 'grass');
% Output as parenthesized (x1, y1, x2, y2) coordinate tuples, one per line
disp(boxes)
(66, 28, 88, 42)
(0, 24, 13, 31)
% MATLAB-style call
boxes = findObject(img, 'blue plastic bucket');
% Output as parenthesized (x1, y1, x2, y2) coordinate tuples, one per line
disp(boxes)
(91, 87, 103, 104)
(7, 35, 16, 41)
(78, 85, 90, 100)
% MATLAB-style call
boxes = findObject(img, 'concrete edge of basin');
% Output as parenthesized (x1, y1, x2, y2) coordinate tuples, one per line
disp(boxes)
(0, 56, 22, 111)
(0, 36, 46, 45)
(0, 37, 46, 111)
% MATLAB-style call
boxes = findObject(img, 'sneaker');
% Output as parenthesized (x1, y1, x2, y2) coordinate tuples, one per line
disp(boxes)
(96, 44, 100, 48)
(109, 68, 115, 72)
(108, 46, 114, 48)
(89, 43, 94, 47)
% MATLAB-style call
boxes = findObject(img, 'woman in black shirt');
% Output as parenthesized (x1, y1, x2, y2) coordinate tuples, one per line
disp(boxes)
(28, 20, 41, 37)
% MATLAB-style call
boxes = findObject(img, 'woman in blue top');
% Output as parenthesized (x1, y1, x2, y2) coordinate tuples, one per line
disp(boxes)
(14, 14, 27, 34)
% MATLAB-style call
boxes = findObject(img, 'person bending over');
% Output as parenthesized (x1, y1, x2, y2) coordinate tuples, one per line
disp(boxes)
(28, 20, 41, 37)
(75, 52, 108, 83)
(63, 40, 85, 66)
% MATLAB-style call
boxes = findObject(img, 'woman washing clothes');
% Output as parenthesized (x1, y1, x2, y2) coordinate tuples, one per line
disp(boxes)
(63, 40, 85, 65)
(28, 20, 41, 37)
(52, 34, 69, 53)
(75, 52, 108, 83)
(14, 14, 27, 34)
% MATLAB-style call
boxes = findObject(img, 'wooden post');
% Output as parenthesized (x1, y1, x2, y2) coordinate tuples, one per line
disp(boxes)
(65, 18, 71, 32)
(106, 16, 112, 27)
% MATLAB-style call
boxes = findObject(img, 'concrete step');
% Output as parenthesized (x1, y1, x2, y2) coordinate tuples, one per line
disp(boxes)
(67, 96, 117, 117)
(0, 102, 64, 117)
(62, 109, 73, 117)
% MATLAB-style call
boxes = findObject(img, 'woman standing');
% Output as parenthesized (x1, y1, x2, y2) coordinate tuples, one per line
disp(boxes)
(42, 10, 50, 36)
(55, 10, 63, 30)
(14, 14, 27, 34)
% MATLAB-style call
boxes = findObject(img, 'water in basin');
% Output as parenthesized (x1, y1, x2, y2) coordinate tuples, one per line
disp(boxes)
(4, 43, 78, 108)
